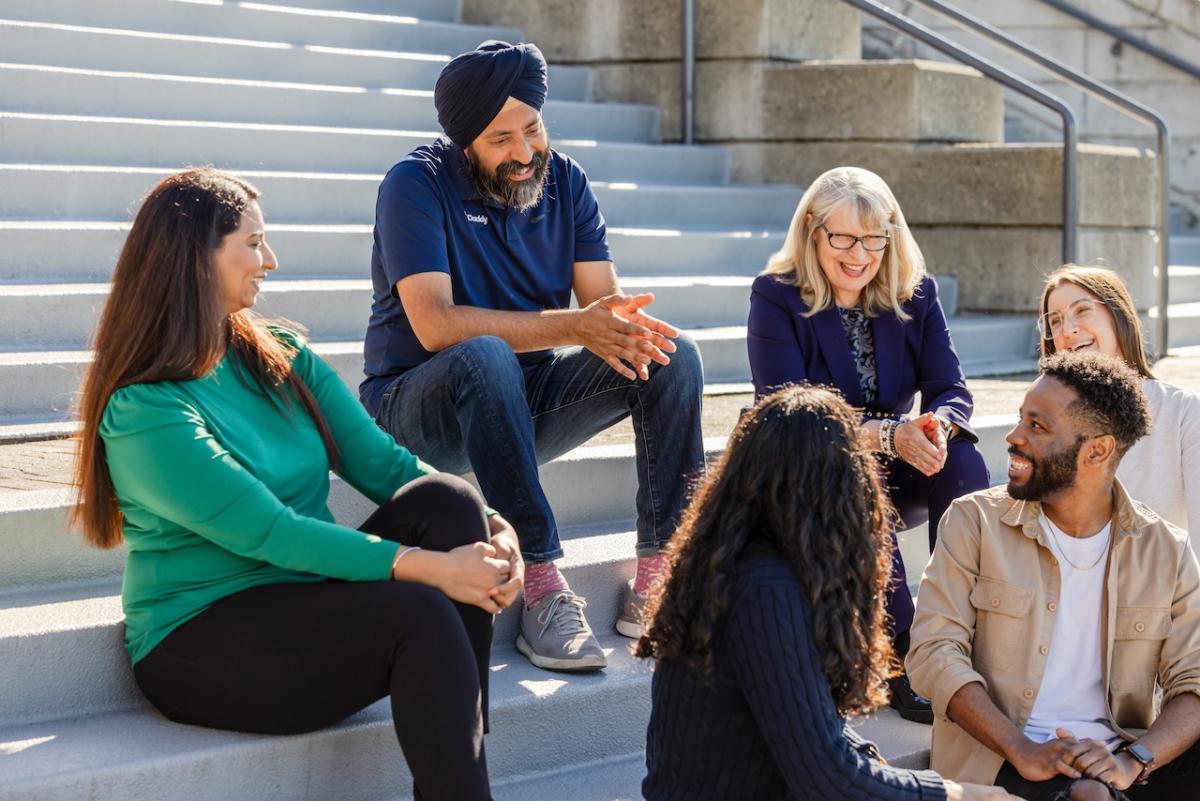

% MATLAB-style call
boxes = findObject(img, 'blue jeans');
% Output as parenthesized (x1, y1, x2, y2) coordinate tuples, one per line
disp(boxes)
(375, 335, 706, 563)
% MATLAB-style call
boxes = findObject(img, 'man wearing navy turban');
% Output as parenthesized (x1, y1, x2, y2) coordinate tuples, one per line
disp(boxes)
(360, 41, 705, 673)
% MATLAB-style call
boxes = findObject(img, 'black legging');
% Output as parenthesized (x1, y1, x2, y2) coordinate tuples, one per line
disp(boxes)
(133, 474, 494, 801)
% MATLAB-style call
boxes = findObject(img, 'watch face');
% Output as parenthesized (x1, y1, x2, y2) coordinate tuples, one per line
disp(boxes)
(1128, 742, 1154, 766)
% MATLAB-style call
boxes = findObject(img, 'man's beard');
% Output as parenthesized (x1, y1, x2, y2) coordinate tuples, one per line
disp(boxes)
(466, 143, 550, 212)
(1007, 437, 1083, 501)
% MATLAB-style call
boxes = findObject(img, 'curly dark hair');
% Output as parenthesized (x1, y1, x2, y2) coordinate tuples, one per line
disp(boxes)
(1040, 351, 1150, 458)
(634, 384, 896, 717)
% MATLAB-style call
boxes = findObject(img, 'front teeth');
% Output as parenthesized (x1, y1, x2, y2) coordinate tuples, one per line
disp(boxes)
(1009, 455, 1032, 471)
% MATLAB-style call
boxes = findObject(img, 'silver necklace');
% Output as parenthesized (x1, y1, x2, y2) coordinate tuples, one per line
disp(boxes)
(1046, 519, 1108, 571)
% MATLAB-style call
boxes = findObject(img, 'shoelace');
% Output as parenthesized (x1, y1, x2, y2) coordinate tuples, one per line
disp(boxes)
(536, 592, 589, 639)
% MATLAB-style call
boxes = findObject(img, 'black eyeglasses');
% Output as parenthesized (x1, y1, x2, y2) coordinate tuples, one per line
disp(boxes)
(820, 225, 890, 252)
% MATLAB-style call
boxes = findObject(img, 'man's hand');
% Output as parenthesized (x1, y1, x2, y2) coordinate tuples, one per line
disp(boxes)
(577, 293, 677, 380)
(1010, 734, 1092, 782)
(487, 515, 524, 613)
(1061, 730, 1141, 791)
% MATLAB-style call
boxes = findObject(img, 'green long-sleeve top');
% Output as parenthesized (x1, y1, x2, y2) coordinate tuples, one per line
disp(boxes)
(101, 331, 437, 664)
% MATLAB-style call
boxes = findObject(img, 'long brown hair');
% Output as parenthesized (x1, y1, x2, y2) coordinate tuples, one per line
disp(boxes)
(73, 168, 340, 549)
(1039, 264, 1155, 378)
(635, 385, 896, 716)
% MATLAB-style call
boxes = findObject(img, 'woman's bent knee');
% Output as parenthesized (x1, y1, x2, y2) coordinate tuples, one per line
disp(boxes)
(389, 474, 490, 547)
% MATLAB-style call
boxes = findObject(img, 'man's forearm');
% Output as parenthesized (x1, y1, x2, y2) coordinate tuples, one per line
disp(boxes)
(1135, 692, 1200, 771)
(946, 682, 1030, 763)
(421, 304, 580, 353)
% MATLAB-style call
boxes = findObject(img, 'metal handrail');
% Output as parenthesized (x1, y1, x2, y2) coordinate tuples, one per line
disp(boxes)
(682, 0, 696, 145)
(1038, 0, 1200, 83)
(680, 0, 1079, 263)
(905, 0, 1171, 357)
(844, 0, 1087, 266)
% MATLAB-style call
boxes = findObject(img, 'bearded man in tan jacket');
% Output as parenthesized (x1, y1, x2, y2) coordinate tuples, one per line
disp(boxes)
(908, 352, 1200, 801)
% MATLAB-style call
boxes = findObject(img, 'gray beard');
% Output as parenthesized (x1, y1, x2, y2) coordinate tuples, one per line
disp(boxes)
(467, 146, 550, 212)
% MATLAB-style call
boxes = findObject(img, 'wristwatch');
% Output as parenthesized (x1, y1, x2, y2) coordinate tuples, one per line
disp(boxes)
(1119, 741, 1155, 785)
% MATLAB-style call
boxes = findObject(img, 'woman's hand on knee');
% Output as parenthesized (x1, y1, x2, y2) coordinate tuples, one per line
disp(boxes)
(432, 542, 512, 614)
(897, 412, 948, 476)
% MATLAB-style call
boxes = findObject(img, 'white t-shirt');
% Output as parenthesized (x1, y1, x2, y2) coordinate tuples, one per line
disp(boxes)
(1023, 513, 1119, 747)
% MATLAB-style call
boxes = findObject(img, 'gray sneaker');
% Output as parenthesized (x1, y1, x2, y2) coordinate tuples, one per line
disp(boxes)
(615, 579, 648, 639)
(516, 590, 608, 672)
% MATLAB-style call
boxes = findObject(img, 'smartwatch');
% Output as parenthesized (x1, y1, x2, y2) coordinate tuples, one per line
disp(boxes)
(1120, 741, 1154, 785)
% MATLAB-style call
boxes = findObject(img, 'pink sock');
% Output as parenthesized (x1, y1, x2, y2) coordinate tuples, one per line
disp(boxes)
(524, 561, 570, 609)
(634, 554, 666, 596)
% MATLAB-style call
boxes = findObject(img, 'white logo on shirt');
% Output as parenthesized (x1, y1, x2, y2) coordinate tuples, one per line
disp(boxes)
(465, 213, 488, 225)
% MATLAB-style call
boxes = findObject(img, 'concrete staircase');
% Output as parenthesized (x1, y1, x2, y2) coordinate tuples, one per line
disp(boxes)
(0, 0, 1077, 798)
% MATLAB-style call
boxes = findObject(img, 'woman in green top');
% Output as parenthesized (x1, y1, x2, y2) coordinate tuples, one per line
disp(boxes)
(72, 168, 520, 801)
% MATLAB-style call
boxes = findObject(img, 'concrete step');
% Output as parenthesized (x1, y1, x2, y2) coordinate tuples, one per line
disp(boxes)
(0, 165, 800, 228)
(263, 0, 462, 22)
(0, 528, 643, 726)
(490, 753, 645, 801)
(1173, 236, 1200, 267)
(0, 19, 593, 101)
(1160, 302, 1200, 349)
(0, 113, 731, 184)
(0, 64, 658, 143)
(0, 0, 520, 57)
(0, 315, 1038, 422)
(1170, 266, 1200, 305)
(0, 222, 782, 284)
(0, 632, 650, 801)
(0, 277, 755, 350)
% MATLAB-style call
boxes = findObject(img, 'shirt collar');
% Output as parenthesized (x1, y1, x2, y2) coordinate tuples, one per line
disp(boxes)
(1000, 478, 1146, 540)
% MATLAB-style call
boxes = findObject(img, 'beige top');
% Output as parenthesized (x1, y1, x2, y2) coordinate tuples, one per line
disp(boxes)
(907, 482, 1200, 785)
(1118, 378, 1200, 554)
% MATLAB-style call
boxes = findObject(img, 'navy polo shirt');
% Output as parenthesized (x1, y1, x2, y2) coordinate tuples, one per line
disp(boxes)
(360, 137, 612, 415)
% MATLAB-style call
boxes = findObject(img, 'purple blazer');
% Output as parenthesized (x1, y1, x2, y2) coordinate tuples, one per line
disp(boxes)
(747, 273, 977, 442)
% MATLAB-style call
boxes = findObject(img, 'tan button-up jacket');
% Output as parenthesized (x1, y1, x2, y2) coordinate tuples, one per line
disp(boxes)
(907, 482, 1200, 785)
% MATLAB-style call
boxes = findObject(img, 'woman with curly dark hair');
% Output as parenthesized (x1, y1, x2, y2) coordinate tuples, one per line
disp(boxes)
(635, 385, 1019, 801)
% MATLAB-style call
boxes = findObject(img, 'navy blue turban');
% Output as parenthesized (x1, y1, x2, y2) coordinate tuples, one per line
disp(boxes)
(434, 40, 548, 149)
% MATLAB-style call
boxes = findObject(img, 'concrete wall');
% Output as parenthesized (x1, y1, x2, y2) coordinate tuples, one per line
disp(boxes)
(864, 0, 1200, 230)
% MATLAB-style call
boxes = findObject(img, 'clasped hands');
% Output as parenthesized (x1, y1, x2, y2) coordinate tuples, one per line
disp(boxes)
(577, 293, 678, 381)
(895, 411, 950, 477)
(1012, 728, 1142, 792)
(421, 516, 525, 616)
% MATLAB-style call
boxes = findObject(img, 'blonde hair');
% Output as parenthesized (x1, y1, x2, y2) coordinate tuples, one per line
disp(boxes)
(1038, 264, 1155, 378)
(763, 166, 925, 320)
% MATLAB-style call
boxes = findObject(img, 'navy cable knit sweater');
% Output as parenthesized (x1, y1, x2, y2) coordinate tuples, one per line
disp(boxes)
(643, 544, 947, 801)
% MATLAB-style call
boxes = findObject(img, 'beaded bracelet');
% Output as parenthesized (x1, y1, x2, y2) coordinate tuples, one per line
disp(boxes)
(879, 419, 898, 459)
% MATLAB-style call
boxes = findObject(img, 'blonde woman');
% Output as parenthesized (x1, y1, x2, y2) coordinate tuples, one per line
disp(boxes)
(1039, 264, 1200, 552)
(747, 166, 989, 724)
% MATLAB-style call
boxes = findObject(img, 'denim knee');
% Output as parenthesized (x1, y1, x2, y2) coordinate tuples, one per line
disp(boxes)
(448, 336, 522, 385)
(651, 330, 704, 392)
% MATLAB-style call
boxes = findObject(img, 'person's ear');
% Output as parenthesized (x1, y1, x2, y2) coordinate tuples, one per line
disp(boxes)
(1083, 433, 1118, 470)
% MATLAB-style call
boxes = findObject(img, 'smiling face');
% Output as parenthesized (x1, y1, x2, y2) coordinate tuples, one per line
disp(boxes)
(1044, 282, 1123, 360)
(465, 99, 550, 210)
(214, 200, 276, 316)
(812, 204, 886, 308)
(1005, 375, 1088, 501)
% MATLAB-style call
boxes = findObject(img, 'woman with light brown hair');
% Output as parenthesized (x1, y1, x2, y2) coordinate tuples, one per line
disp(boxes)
(72, 167, 523, 800)
(1038, 264, 1200, 550)
(636, 385, 1019, 801)
(747, 166, 991, 722)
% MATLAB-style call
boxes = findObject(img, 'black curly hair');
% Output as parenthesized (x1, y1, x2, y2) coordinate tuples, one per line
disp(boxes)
(634, 384, 896, 717)
(1040, 351, 1150, 458)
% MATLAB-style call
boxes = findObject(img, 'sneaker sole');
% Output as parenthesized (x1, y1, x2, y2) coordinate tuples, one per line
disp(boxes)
(515, 634, 608, 672)
(614, 618, 644, 640)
